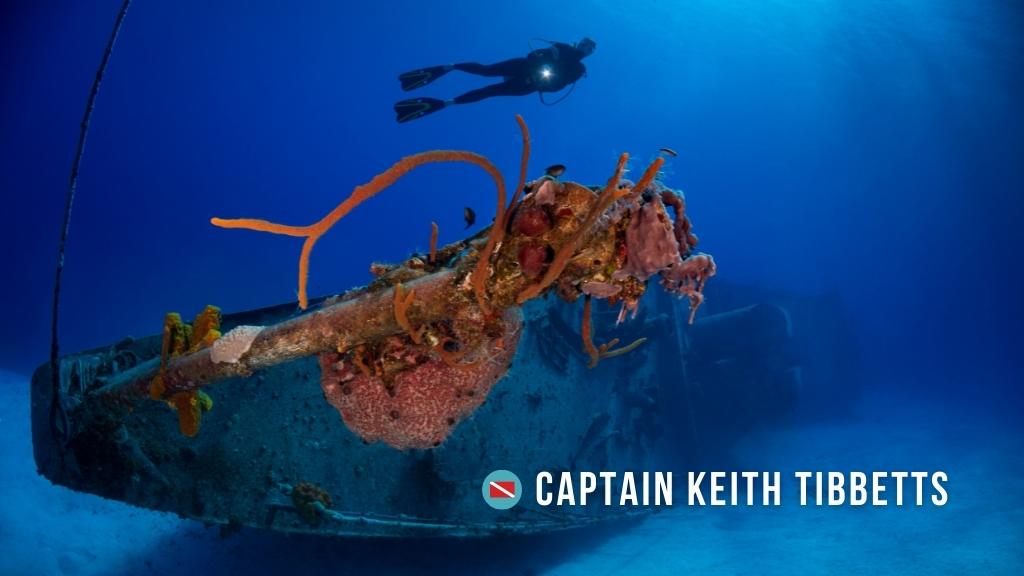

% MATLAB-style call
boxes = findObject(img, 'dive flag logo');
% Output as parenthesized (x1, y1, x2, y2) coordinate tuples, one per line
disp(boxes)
(489, 481, 517, 498)
(482, 470, 522, 509)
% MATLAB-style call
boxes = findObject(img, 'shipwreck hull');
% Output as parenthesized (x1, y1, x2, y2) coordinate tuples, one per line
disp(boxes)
(31, 295, 677, 537)
(30, 283, 829, 537)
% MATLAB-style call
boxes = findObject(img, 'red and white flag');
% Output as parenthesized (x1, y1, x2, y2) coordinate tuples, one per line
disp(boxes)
(489, 481, 516, 498)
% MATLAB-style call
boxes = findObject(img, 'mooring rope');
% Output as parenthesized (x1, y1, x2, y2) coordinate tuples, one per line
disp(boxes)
(50, 0, 133, 459)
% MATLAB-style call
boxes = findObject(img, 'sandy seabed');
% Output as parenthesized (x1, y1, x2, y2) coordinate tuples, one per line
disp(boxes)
(1, 369, 1020, 576)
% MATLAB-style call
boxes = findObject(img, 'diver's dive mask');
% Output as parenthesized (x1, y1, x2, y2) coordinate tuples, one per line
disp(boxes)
(577, 37, 597, 56)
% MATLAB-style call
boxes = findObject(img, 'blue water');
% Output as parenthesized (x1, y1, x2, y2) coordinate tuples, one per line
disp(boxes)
(2, 0, 1022, 574)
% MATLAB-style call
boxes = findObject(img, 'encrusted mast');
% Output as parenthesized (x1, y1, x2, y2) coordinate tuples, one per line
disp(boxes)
(96, 116, 716, 450)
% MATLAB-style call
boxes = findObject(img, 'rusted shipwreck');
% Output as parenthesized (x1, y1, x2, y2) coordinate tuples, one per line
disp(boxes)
(32, 118, 830, 536)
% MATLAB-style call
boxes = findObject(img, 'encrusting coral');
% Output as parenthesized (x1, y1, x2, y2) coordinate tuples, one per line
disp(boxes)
(105, 116, 715, 450)
(210, 325, 264, 364)
(291, 482, 333, 526)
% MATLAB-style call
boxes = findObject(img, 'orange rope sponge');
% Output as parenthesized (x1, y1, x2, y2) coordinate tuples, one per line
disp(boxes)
(502, 115, 532, 228)
(469, 114, 530, 314)
(599, 337, 647, 360)
(580, 295, 647, 369)
(628, 156, 665, 200)
(393, 283, 424, 344)
(581, 296, 600, 366)
(212, 150, 506, 310)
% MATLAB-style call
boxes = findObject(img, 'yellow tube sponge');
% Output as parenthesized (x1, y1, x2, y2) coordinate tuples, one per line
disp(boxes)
(169, 390, 214, 437)
(189, 305, 222, 352)
(151, 306, 222, 436)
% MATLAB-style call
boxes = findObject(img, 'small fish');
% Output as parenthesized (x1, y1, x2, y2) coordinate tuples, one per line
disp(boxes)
(659, 147, 678, 157)
(463, 207, 476, 229)
(544, 164, 566, 178)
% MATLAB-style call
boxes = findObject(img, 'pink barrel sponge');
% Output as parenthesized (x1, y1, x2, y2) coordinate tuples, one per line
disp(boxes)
(318, 308, 522, 450)
(613, 182, 716, 323)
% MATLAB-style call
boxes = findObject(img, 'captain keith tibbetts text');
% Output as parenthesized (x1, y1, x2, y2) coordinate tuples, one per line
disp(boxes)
(532, 471, 948, 507)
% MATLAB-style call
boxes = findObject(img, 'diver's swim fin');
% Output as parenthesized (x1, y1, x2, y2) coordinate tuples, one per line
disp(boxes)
(399, 65, 450, 91)
(394, 98, 448, 123)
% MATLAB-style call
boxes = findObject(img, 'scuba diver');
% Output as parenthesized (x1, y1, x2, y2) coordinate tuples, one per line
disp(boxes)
(394, 37, 596, 123)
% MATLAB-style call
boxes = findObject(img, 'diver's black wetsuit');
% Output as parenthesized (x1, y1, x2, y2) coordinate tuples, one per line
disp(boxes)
(395, 41, 591, 122)
(450, 43, 587, 103)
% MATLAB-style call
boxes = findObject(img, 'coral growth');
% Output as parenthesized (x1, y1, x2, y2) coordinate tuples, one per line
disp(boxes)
(124, 116, 717, 452)
(661, 253, 717, 324)
(581, 281, 622, 298)
(188, 305, 222, 352)
(291, 482, 333, 526)
(517, 242, 550, 278)
(158, 306, 222, 370)
(611, 180, 716, 323)
(318, 308, 522, 450)
(169, 390, 213, 438)
(581, 296, 647, 368)
(533, 179, 559, 206)
(512, 206, 552, 237)
(160, 313, 188, 369)
(428, 221, 439, 264)
(150, 306, 222, 436)
(616, 192, 681, 281)
(211, 116, 531, 312)
(660, 190, 698, 252)
(515, 154, 643, 304)
(207, 116, 707, 330)
(393, 284, 425, 344)
(209, 325, 264, 364)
